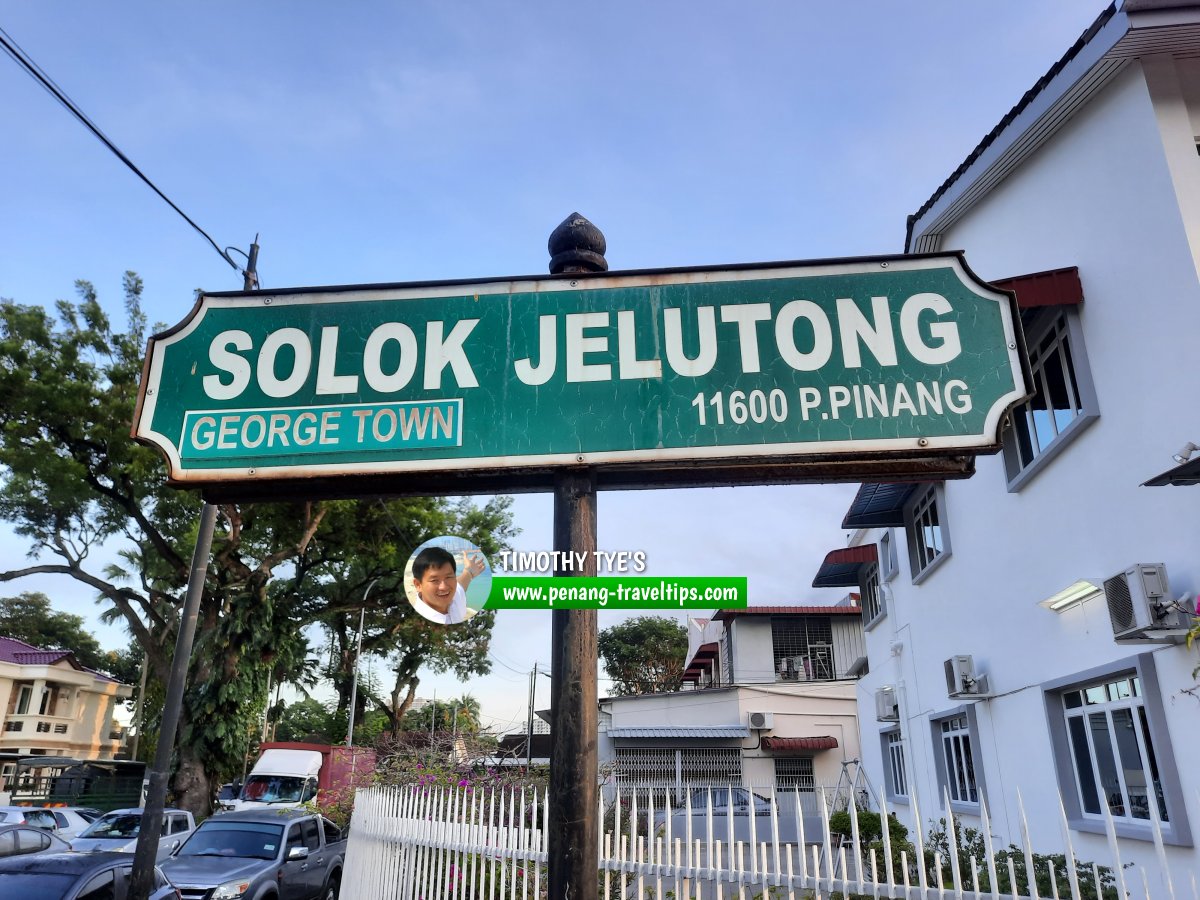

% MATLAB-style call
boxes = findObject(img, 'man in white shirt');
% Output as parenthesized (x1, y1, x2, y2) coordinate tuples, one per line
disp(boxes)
(410, 545, 486, 625)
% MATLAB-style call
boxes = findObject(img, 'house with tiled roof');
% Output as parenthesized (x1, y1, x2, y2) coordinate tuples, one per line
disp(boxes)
(0, 635, 133, 780)
(597, 603, 865, 837)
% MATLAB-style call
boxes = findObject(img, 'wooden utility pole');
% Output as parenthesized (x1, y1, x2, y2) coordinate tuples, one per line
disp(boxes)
(526, 661, 538, 768)
(546, 214, 606, 900)
(129, 238, 259, 900)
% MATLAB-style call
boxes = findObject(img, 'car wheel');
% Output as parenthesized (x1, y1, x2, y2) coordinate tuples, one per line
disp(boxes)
(323, 874, 341, 900)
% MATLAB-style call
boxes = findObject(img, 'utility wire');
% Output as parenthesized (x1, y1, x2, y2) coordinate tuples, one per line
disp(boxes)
(0, 25, 245, 279)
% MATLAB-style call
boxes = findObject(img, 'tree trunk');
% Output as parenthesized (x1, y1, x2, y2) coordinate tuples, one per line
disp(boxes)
(173, 744, 214, 819)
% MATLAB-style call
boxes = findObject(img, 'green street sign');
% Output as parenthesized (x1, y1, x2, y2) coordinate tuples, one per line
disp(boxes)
(133, 254, 1027, 488)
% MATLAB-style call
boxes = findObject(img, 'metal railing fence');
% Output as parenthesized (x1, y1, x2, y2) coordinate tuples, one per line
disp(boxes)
(341, 781, 1197, 900)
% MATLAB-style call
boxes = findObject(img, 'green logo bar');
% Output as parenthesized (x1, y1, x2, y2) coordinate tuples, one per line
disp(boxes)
(486, 576, 747, 610)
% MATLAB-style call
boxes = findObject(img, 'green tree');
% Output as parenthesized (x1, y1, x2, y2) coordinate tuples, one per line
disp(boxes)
(273, 697, 338, 743)
(0, 278, 515, 814)
(399, 695, 482, 733)
(830, 808, 915, 885)
(300, 497, 516, 735)
(598, 616, 688, 696)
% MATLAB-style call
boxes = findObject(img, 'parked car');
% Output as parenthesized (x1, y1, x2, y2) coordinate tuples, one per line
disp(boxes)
(44, 808, 97, 840)
(162, 808, 346, 900)
(70, 808, 196, 861)
(0, 823, 73, 858)
(652, 787, 799, 845)
(0, 850, 179, 899)
(0, 805, 60, 832)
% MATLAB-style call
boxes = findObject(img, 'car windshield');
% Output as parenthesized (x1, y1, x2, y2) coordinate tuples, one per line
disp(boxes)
(79, 812, 142, 839)
(177, 821, 284, 860)
(0, 873, 78, 898)
(240, 775, 306, 803)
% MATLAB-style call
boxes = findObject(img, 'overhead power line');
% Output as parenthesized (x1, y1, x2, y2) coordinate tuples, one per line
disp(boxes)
(0, 25, 246, 279)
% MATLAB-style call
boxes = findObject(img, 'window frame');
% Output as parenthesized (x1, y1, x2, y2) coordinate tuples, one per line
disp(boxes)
(880, 729, 909, 805)
(773, 757, 815, 793)
(285, 822, 304, 852)
(771, 616, 836, 682)
(322, 817, 342, 845)
(301, 817, 321, 851)
(613, 745, 742, 800)
(929, 705, 985, 814)
(859, 562, 886, 632)
(1042, 653, 1192, 846)
(1002, 305, 1099, 492)
(904, 483, 951, 584)
(878, 529, 899, 582)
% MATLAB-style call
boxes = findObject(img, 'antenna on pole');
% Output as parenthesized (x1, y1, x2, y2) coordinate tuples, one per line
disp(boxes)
(243, 235, 260, 291)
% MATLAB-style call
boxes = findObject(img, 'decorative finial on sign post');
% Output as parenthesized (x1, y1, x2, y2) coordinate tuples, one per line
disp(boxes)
(548, 212, 608, 274)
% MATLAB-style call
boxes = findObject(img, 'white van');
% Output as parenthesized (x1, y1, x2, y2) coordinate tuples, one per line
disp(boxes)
(223, 748, 322, 811)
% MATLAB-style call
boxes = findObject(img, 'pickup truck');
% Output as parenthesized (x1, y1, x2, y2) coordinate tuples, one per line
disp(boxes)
(161, 808, 345, 900)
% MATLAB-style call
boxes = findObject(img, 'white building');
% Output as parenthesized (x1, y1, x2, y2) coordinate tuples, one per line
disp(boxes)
(810, 0, 1200, 882)
(598, 605, 865, 834)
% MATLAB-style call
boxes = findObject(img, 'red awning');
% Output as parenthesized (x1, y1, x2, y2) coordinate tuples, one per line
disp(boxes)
(761, 736, 839, 753)
(811, 545, 878, 588)
(991, 267, 1083, 309)
(713, 606, 861, 622)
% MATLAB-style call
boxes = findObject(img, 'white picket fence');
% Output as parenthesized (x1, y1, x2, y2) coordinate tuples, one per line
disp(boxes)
(341, 782, 1197, 900)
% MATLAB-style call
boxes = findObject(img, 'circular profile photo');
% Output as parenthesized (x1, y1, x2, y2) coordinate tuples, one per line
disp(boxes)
(404, 535, 492, 626)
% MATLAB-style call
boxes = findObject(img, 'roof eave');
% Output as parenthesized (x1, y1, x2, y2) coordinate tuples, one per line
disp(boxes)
(907, 3, 1129, 252)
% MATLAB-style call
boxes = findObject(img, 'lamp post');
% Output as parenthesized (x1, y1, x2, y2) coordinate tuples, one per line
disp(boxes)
(346, 578, 379, 746)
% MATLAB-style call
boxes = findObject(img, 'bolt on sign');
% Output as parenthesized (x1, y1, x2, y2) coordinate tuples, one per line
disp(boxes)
(132, 254, 1028, 493)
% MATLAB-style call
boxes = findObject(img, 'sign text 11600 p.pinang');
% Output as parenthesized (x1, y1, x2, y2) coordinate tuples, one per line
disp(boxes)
(132, 253, 1027, 488)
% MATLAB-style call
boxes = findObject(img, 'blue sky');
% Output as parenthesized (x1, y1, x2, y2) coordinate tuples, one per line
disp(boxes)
(0, 1, 1104, 734)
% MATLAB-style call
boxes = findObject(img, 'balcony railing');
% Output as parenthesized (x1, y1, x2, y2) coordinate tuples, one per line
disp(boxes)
(1, 714, 75, 739)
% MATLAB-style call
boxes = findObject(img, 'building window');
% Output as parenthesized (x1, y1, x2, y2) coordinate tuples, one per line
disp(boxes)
(774, 757, 815, 793)
(1043, 654, 1190, 846)
(878, 530, 898, 581)
(14, 685, 32, 716)
(931, 710, 979, 811)
(614, 746, 741, 802)
(884, 730, 907, 800)
(860, 563, 884, 628)
(772, 617, 835, 681)
(1002, 307, 1098, 490)
(1062, 674, 1164, 824)
(905, 484, 950, 582)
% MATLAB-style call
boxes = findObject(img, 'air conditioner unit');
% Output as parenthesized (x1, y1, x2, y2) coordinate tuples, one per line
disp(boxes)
(747, 711, 774, 730)
(944, 655, 991, 698)
(1103, 563, 1193, 642)
(875, 686, 899, 722)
